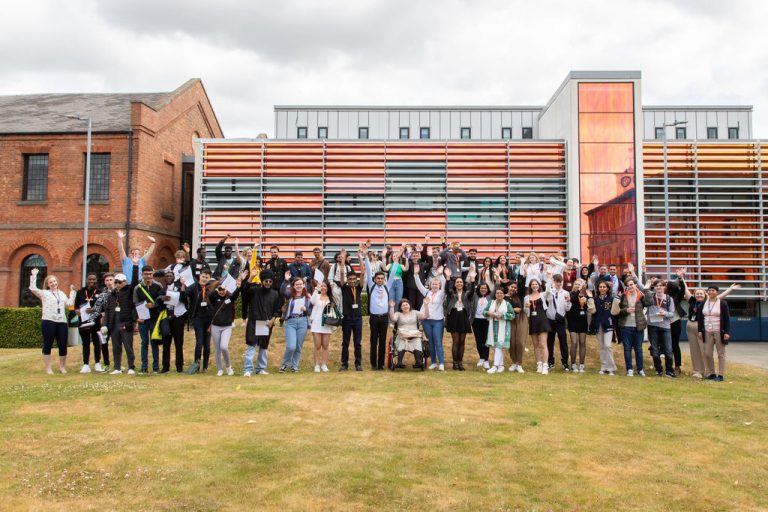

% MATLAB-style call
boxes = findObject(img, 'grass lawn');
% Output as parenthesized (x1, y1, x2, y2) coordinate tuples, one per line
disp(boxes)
(1, 323, 766, 511)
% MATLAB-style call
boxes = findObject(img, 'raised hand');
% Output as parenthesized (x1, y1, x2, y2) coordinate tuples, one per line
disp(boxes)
(284, 270, 291, 281)
(117, 230, 125, 239)
(444, 267, 452, 279)
(423, 295, 431, 305)
(389, 300, 396, 308)
(31, 268, 39, 276)
(70, 284, 76, 292)
(183, 242, 191, 253)
(147, 235, 156, 243)
(627, 262, 634, 273)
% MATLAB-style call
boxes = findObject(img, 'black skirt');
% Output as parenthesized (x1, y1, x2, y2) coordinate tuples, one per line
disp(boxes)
(446, 308, 472, 333)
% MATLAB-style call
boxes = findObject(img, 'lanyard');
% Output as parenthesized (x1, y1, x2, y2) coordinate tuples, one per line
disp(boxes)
(706, 300, 717, 316)
(350, 285, 356, 302)
(53, 290, 61, 309)
(655, 295, 665, 310)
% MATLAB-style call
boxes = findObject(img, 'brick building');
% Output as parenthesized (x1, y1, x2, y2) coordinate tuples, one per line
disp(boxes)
(0, 79, 224, 307)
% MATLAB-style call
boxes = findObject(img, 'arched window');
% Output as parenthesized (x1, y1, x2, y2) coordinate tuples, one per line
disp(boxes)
(19, 254, 47, 307)
(86, 253, 110, 285)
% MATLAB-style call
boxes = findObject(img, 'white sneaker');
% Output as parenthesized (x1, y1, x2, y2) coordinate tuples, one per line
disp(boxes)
(579, 364, 585, 373)
(59, 367, 67, 374)
(572, 364, 578, 372)
(127, 369, 135, 375)
(638, 369, 646, 377)
(429, 363, 438, 370)
(217, 370, 224, 376)
(321, 364, 329, 373)
(438, 364, 445, 371)
(541, 365, 549, 375)
(516, 365, 525, 374)
(477, 359, 485, 367)
(80, 364, 91, 374)
(314, 365, 321, 373)
(244, 371, 252, 377)
(110, 369, 122, 375)
(487, 366, 497, 374)
(509, 364, 517, 372)
(94, 362, 104, 372)
(536, 362, 543, 374)
(227, 367, 234, 376)
(608, 371, 616, 376)
(256, 370, 270, 375)
(627, 369, 634, 377)
(497, 365, 505, 373)
(483, 361, 490, 369)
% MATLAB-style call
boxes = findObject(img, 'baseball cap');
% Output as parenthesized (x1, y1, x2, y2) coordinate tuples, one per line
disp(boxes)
(114, 273, 128, 282)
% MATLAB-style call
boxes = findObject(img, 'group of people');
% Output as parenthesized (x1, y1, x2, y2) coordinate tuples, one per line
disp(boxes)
(30, 232, 736, 382)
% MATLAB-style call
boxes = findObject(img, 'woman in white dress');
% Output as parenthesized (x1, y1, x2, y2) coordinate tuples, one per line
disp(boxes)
(310, 281, 334, 372)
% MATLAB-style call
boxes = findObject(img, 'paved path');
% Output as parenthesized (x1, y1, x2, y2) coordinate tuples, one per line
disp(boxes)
(680, 341, 768, 370)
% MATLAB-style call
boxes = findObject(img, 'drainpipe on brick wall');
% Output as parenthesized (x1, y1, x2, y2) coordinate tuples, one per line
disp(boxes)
(124, 129, 134, 251)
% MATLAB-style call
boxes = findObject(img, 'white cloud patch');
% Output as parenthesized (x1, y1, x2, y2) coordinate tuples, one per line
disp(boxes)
(1, 0, 766, 137)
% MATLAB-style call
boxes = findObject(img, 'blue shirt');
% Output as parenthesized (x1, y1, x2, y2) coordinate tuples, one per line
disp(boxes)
(122, 256, 146, 285)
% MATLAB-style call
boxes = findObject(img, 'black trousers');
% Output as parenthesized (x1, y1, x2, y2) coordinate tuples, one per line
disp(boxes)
(670, 319, 682, 368)
(169, 315, 186, 372)
(79, 324, 101, 365)
(341, 316, 363, 367)
(472, 318, 490, 361)
(369, 314, 388, 369)
(547, 319, 569, 367)
(111, 322, 135, 371)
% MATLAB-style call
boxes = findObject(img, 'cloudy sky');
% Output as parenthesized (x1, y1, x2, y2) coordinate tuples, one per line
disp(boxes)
(2, 0, 766, 138)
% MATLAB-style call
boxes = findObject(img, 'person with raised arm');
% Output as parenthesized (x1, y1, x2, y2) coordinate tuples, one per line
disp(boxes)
(445, 263, 476, 371)
(116, 229, 156, 287)
(337, 255, 364, 371)
(384, 244, 410, 305)
(213, 234, 241, 280)
(413, 261, 448, 371)
(363, 245, 391, 371)
(29, 268, 76, 374)
(567, 279, 595, 373)
(74, 272, 103, 373)
(309, 280, 335, 373)
(644, 278, 676, 378)
(208, 270, 246, 376)
(242, 269, 281, 376)
(279, 271, 312, 373)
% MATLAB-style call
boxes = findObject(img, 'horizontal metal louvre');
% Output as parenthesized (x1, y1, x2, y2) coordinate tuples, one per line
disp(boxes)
(643, 141, 767, 300)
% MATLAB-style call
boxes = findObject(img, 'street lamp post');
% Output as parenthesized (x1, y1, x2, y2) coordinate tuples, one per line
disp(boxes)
(67, 114, 92, 287)
(661, 120, 687, 277)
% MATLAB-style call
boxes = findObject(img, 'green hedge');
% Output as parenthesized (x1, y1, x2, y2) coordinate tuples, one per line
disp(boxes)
(0, 308, 43, 348)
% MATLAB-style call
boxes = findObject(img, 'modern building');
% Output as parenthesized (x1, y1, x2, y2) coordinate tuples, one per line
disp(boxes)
(193, 71, 767, 340)
(0, 78, 224, 307)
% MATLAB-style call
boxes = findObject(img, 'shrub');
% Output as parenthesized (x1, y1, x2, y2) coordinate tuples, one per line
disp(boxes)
(0, 308, 42, 348)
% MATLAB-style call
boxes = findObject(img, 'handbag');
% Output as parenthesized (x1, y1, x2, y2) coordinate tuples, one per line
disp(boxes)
(322, 303, 342, 326)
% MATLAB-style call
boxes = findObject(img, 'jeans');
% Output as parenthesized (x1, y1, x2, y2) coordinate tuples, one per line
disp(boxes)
(192, 316, 212, 369)
(620, 326, 644, 372)
(389, 278, 404, 305)
(244, 344, 269, 373)
(281, 316, 308, 370)
(341, 316, 363, 367)
(138, 320, 159, 372)
(422, 319, 445, 365)
(648, 325, 673, 374)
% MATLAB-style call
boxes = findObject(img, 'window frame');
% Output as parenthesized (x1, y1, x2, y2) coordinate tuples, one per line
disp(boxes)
(83, 152, 111, 201)
(675, 126, 687, 140)
(706, 127, 718, 139)
(22, 153, 49, 201)
(501, 127, 512, 139)
(460, 127, 471, 140)
(399, 127, 410, 140)
(655, 127, 664, 140)
(521, 127, 533, 139)
(297, 127, 308, 139)
(728, 127, 739, 139)
(317, 126, 328, 139)
(419, 127, 430, 139)
(358, 126, 369, 140)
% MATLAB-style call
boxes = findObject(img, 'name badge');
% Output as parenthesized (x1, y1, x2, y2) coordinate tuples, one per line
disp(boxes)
(456, 303, 463, 311)
(352, 304, 359, 309)
(200, 301, 207, 307)
(707, 323, 713, 330)
(579, 311, 585, 316)
(224, 299, 231, 304)
(115, 306, 121, 312)
(196, 264, 202, 269)
(531, 311, 537, 316)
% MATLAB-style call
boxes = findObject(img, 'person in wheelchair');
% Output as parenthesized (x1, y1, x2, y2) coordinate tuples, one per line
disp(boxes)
(388, 296, 430, 369)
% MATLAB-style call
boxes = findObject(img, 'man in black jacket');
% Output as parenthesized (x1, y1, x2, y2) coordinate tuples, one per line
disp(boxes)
(75, 272, 103, 373)
(243, 270, 282, 376)
(213, 235, 241, 279)
(338, 270, 364, 371)
(158, 269, 187, 373)
(105, 273, 136, 375)
(133, 266, 164, 374)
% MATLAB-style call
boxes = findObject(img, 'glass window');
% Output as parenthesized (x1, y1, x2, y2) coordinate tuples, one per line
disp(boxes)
(22, 154, 48, 201)
(318, 127, 328, 139)
(86, 253, 110, 285)
(578, 83, 634, 113)
(522, 127, 533, 139)
(460, 127, 471, 139)
(655, 127, 664, 140)
(676, 127, 687, 140)
(579, 113, 635, 143)
(358, 127, 369, 140)
(399, 127, 409, 139)
(19, 254, 47, 307)
(728, 127, 739, 139)
(84, 153, 110, 201)
(297, 127, 308, 139)
(707, 127, 718, 139)
(501, 127, 512, 139)
(420, 127, 430, 139)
